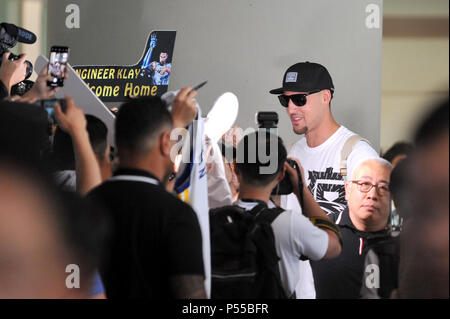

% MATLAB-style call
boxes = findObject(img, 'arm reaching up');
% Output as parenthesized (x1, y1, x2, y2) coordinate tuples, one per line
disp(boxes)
(54, 96, 102, 195)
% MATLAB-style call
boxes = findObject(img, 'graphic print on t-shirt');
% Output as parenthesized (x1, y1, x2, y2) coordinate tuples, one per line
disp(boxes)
(307, 167, 347, 217)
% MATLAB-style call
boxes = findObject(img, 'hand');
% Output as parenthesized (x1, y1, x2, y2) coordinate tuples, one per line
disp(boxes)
(171, 87, 198, 128)
(22, 64, 63, 102)
(159, 67, 170, 75)
(53, 96, 87, 136)
(0, 52, 28, 90)
(284, 156, 306, 199)
(222, 125, 243, 148)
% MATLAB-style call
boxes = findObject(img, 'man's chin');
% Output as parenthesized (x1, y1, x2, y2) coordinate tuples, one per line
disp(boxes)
(293, 126, 307, 135)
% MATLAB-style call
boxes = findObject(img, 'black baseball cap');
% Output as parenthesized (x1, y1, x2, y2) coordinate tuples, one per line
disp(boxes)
(269, 62, 334, 95)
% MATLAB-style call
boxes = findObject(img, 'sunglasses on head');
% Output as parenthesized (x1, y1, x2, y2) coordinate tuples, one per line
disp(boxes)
(278, 90, 321, 107)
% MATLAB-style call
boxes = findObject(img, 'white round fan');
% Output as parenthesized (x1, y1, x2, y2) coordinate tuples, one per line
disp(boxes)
(204, 92, 239, 144)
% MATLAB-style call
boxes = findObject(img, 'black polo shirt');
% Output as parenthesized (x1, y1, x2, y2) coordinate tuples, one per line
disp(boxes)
(88, 168, 204, 299)
(0, 80, 8, 99)
(310, 208, 391, 299)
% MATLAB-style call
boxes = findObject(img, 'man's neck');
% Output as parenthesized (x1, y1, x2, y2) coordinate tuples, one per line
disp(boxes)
(238, 184, 273, 204)
(118, 155, 165, 183)
(305, 117, 340, 148)
(349, 212, 388, 232)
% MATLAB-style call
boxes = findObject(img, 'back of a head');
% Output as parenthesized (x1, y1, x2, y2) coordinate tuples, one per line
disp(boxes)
(52, 115, 109, 170)
(52, 127, 75, 171)
(382, 142, 414, 164)
(414, 98, 449, 146)
(0, 101, 50, 165)
(115, 96, 172, 156)
(235, 131, 287, 186)
(86, 114, 108, 158)
(389, 158, 411, 218)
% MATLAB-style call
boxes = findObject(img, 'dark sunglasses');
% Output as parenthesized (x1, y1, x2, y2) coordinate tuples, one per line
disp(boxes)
(278, 90, 320, 107)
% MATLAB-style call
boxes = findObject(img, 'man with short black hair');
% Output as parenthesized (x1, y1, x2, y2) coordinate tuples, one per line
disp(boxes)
(211, 131, 342, 298)
(270, 61, 379, 298)
(88, 88, 206, 299)
(53, 114, 111, 191)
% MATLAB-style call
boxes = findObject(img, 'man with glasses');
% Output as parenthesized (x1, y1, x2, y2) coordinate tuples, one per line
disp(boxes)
(309, 158, 394, 298)
(269, 62, 379, 298)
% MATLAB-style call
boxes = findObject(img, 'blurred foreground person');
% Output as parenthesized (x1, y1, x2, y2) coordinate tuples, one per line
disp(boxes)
(395, 98, 449, 299)
(88, 89, 206, 299)
(0, 157, 109, 298)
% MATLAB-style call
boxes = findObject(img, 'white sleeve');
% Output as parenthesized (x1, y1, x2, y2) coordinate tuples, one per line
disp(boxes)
(279, 210, 329, 261)
(206, 142, 233, 209)
(347, 140, 380, 179)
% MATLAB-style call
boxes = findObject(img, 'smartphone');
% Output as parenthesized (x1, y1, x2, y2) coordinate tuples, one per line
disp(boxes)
(47, 46, 69, 87)
(37, 98, 67, 124)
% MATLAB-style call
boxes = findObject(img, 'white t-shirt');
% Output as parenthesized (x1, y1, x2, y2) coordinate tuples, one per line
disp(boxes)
(235, 199, 328, 297)
(281, 125, 379, 298)
(206, 141, 233, 209)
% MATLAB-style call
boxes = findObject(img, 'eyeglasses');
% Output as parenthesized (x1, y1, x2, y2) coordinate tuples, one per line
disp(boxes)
(350, 180, 390, 196)
(278, 90, 320, 107)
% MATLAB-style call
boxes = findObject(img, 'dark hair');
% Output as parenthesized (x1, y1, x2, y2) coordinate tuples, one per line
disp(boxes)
(86, 115, 108, 159)
(382, 142, 414, 163)
(235, 131, 287, 186)
(52, 127, 75, 170)
(0, 101, 50, 164)
(414, 98, 449, 146)
(52, 115, 109, 170)
(115, 96, 172, 155)
(389, 158, 411, 218)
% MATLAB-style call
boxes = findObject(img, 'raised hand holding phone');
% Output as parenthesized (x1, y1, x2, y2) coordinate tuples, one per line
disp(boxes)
(47, 46, 69, 87)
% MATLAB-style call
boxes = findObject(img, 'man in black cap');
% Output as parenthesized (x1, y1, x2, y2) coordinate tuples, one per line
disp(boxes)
(269, 62, 379, 298)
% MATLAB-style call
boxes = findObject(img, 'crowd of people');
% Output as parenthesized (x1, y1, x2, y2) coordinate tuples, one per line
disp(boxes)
(0, 50, 448, 299)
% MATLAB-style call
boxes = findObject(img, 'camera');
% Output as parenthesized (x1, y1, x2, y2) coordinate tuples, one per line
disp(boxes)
(256, 111, 278, 129)
(256, 111, 303, 195)
(35, 98, 67, 125)
(0, 23, 36, 95)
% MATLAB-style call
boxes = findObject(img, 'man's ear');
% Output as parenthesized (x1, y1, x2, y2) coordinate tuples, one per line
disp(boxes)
(159, 130, 171, 157)
(276, 166, 286, 183)
(345, 181, 350, 201)
(322, 89, 332, 105)
(103, 143, 111, 163)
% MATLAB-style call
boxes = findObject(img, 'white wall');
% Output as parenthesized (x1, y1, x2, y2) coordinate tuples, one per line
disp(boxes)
(46, 0, 383, 150)
(380, 0, 449, 152)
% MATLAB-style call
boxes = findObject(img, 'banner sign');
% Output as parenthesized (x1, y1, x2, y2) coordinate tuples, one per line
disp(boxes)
(73, 30, 176, 102)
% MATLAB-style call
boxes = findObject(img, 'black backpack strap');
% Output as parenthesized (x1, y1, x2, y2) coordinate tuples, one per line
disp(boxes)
(250, 205, 288, 298)
(254, 206, 285, 224)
